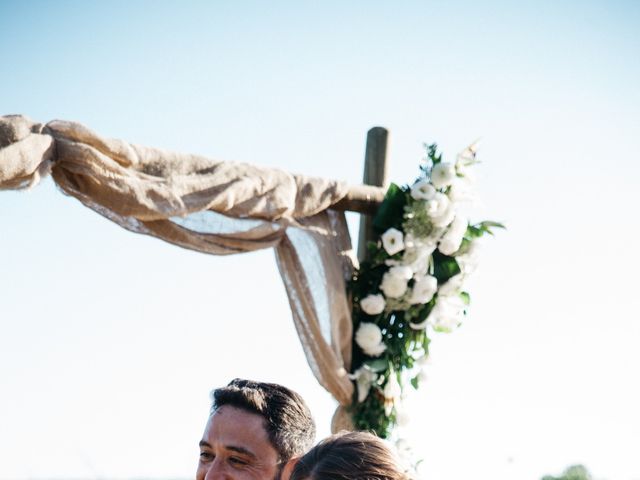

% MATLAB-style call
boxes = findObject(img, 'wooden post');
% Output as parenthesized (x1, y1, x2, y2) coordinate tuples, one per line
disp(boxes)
(357, 127, 389, 263)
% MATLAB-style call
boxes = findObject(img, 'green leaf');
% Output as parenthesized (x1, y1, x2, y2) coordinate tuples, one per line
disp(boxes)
(459, 291, 470, 305)
(467, 220, 506, 238)
(372, 183, 408, 233)
(432, 250, 461, 283)
(365, 358, 389, 372)
(466, 225, 484, 238)
(478, 220, 506, 230)
(424, 143, 441, 165)
(410, 376, 420, 389)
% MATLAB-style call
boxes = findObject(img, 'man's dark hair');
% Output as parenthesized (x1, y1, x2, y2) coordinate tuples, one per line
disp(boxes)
(211, 378, 316, 462)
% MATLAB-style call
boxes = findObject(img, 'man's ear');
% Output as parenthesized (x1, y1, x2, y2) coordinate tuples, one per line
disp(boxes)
(280, 457, 300, 480)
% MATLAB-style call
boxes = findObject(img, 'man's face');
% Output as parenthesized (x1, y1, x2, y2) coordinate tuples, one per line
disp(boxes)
(196, 405, 281, 480)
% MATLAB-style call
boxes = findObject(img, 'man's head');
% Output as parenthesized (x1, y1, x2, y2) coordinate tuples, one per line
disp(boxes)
(196, 379, 316, 480)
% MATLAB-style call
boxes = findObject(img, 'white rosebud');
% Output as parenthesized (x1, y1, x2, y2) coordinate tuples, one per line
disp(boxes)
(383, 374, 402, 416)
(360, 294, 386, 315)
(349, 366, 378, 403)
(438, 215, 468, 255)
(408, 275, 438, 305)
(410, 179, 436, 200)
(355, 323, 387, 356)
(438, 215, 467, 255)
(456, 141, 479, 165)
(381, 228, 405, 256)
(383, 373, 402, 400)
(431, 162, 457, 189)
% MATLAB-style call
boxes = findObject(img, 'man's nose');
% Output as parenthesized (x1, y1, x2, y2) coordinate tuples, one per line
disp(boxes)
(203, 459, 229, 480)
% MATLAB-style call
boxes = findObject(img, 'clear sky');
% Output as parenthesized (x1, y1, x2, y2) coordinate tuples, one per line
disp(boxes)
(1, 1, 639, 479)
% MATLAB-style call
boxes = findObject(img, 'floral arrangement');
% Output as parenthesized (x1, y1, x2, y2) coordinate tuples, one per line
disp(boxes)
(348, 142, 503, 437)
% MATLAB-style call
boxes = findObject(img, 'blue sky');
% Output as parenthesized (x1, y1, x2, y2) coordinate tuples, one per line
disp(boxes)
(1, 1, 639, 479)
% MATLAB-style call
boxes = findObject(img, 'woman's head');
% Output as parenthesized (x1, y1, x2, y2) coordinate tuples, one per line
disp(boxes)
(289, 431, 411, 480)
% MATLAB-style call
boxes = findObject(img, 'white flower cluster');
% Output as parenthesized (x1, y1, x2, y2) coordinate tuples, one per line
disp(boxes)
(355, 144, 480, 359)
(349, 142, 501, 439)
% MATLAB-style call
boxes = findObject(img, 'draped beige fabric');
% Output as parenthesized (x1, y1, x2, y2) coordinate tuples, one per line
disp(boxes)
(1, 114, 355, 408)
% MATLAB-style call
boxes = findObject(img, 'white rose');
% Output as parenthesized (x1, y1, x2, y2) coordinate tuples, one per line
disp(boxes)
(381, 228, 405, 256)
(410, 179, 436, 200)
(425, 192, 450, 219)
(430, 314, 461, 332)
(428, 295, 466, 332)
(438, 237, 461, 256)
(389, 265, 413, 280)
(430, 202, 456, 229)
(450, 214, 468, 237)
(438, 273, 464, 296)
(431, 162, 457, 189)
(355, 323, 387, 356)
(380, 272, 408, 298)
(403, 237, 437, 276)
(457, 240, 481, 274)
(380, 266, 412, 298)
(360, 294, 386, 315)
(410, 295, 463, 330)
(408, 275, 438, 305)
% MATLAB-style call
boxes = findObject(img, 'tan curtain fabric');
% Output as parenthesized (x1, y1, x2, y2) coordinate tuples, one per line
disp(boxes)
(0, 114, 355, 406)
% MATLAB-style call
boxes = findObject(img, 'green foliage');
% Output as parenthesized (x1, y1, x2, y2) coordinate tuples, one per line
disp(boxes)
(466, 220, 506, 238)
(403, 201, 436, 238)
(347, 142, 502, 439)
(541, 465, 594, 480)
(372, 183, 407, 233)
(432, 250, 461, 282)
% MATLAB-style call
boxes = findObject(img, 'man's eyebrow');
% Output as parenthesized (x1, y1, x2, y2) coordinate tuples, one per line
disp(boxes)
(197, 440, 257, 459)
(226, 445, 258, 459)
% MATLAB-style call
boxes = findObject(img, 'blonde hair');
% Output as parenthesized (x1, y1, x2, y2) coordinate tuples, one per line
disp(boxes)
(289, 431, 412, 480)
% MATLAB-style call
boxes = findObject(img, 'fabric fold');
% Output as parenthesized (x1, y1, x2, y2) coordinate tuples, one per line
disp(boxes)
(1, 114, 356, 416)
